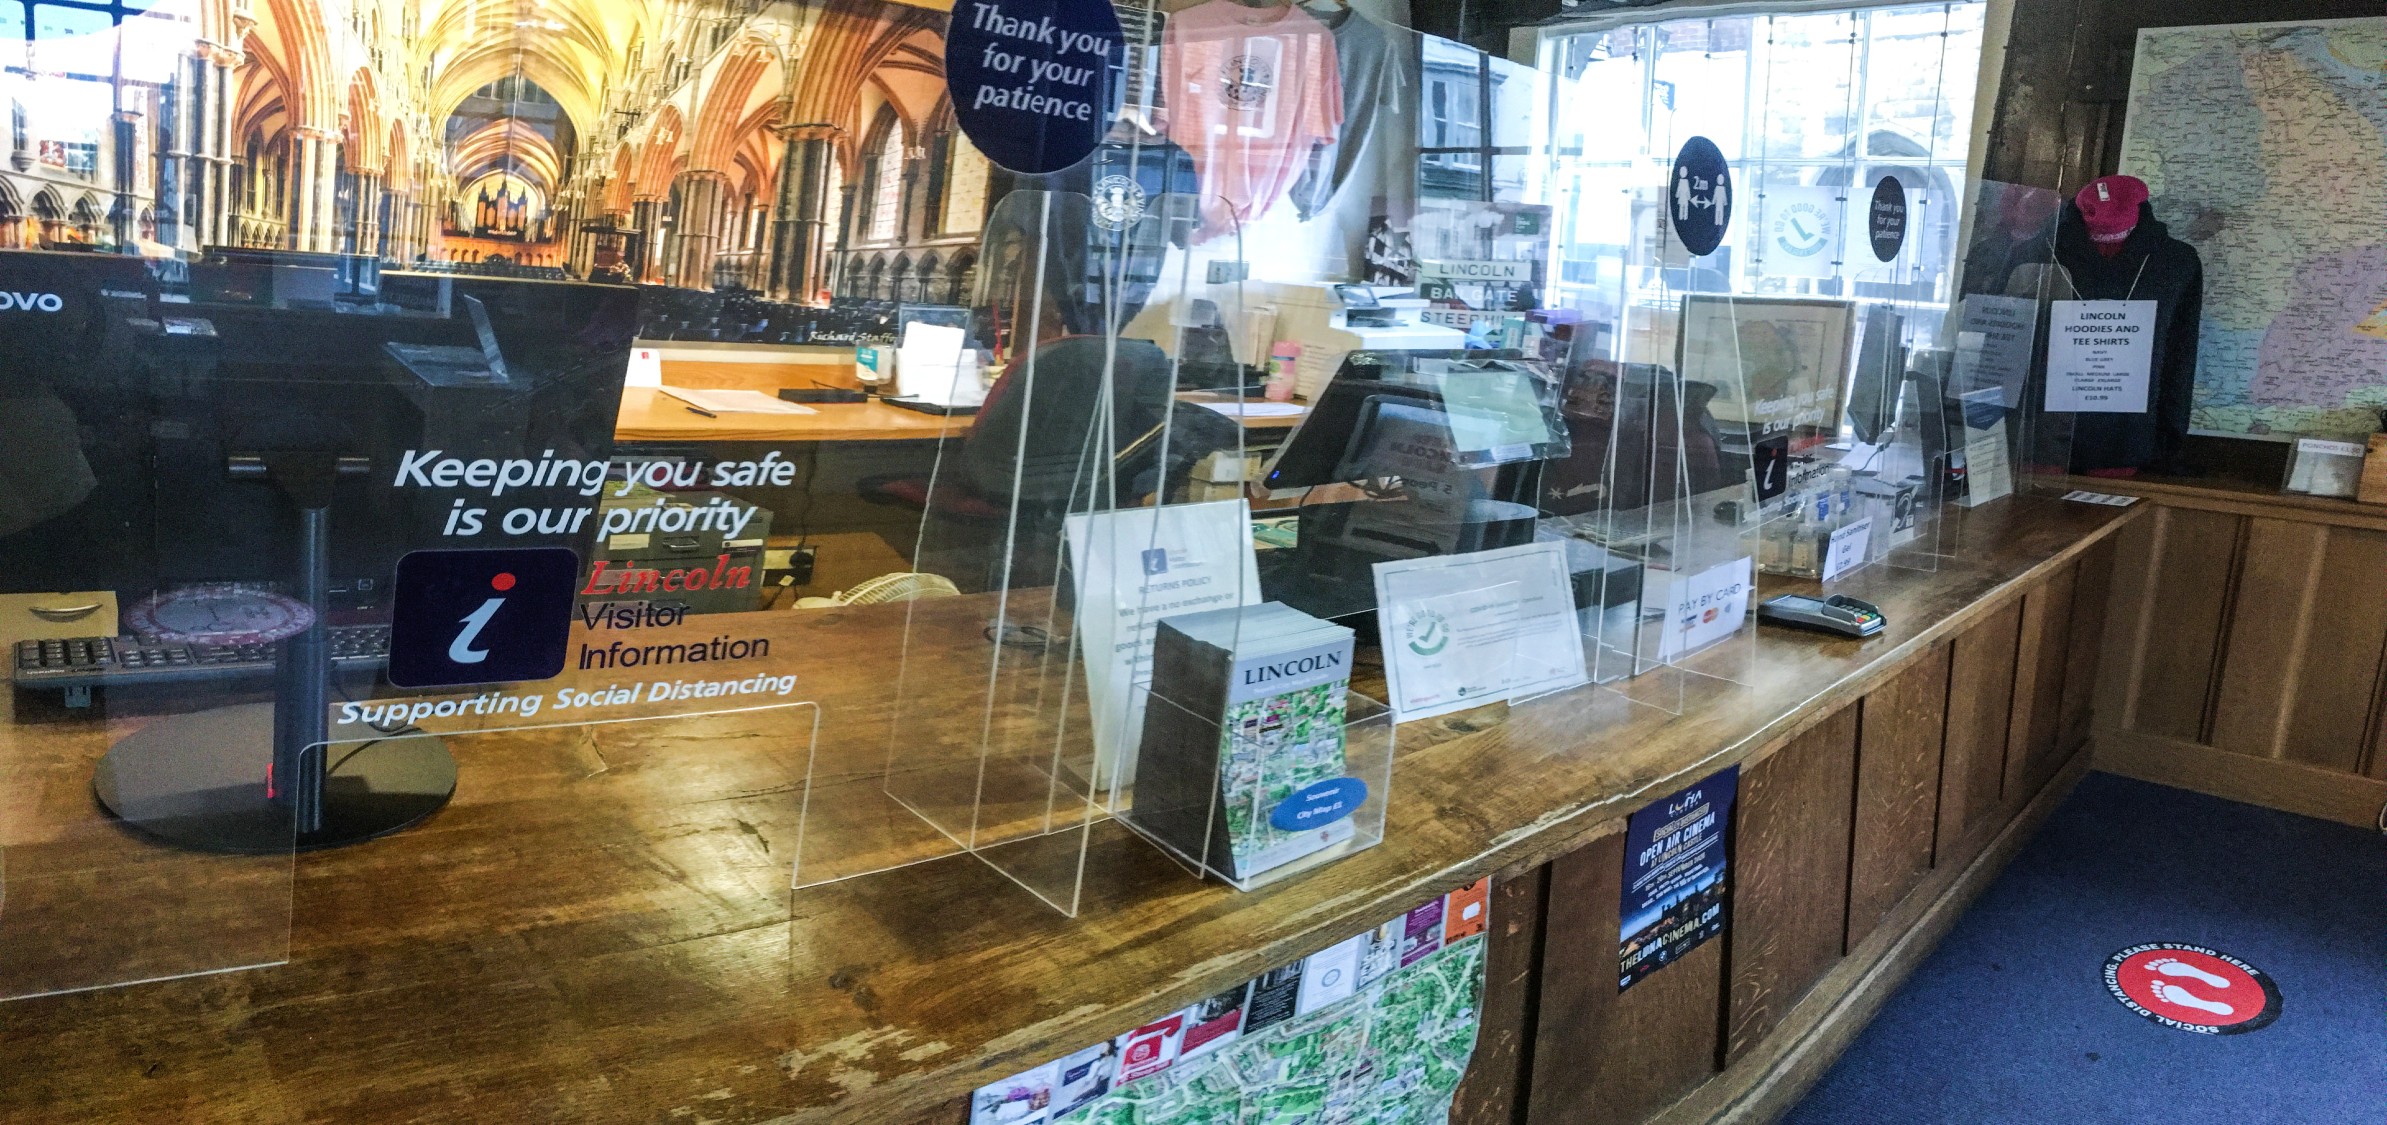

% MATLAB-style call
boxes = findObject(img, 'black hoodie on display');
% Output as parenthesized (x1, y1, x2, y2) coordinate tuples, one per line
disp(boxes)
(2051, 200, 2204, 474)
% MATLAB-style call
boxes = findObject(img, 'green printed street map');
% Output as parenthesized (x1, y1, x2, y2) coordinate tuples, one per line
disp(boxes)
(1055, 932, 1487, 1125)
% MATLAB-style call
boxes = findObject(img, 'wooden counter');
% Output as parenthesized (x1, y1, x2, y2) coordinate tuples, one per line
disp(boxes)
(0, 495, 2134, 1124)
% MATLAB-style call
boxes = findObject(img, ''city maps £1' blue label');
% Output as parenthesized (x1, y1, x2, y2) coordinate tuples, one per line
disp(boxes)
(945, 0, 1122, 174)
(1270, 777, 1368, 832)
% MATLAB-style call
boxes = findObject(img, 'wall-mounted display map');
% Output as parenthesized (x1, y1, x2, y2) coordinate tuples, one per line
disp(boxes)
(2118, 18, 2387, 439)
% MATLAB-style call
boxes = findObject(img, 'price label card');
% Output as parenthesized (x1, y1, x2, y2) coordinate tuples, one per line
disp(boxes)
(2047, 300, 2155, 413)
(1655, 556, 1754, 660)
(1821, 517, 1872, 583)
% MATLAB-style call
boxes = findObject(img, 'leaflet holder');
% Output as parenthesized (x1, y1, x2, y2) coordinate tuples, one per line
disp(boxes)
(1546, 354, 1761, 714)
(795, 188, 1217, 916)
(1951, 180, 2075, 497)
(1121, 683, 1393, 892)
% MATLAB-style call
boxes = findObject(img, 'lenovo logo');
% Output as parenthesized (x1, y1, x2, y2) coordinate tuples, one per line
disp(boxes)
(0, 292, 64, 312)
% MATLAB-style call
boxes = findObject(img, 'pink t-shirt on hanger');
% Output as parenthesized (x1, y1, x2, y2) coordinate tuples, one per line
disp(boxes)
(1159, 0, 1345, 240)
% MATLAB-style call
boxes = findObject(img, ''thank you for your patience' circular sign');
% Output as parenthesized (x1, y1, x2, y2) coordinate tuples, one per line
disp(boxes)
(945, 0, 1122, 175)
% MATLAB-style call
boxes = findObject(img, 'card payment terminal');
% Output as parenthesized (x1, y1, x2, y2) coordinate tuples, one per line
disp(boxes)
(1758, 594, 1886, 638)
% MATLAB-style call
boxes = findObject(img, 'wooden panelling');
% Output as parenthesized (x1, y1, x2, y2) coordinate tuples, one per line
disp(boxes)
(1846, 646, 1951, 950)
(2100, 728, 2387, 830)
(1644, 744, 2097, 1125)
(1453, 865, 1551, 1125)
(2006, 564, 2078, 803)
(2091, 505, 2160, 730)
(2129, 507, 2241, 743)
(2087, 483, 2387, 813)
(1527, 833, 1721, 1125)
(2210, 518, 2329, 758)
(2059, 534, 2117, 755)
(2372, 702, 2387, 782)
(1938, 602, 2022, 870)
(1724, 708, 1859, 1065)
(2283, 529, 2387, 775)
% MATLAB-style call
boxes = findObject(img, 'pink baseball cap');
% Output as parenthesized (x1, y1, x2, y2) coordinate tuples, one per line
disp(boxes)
(2076, 175, 2149, 243)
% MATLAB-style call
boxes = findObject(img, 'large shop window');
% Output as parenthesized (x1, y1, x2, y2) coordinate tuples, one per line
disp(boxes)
(1534, 2, 1984, 345)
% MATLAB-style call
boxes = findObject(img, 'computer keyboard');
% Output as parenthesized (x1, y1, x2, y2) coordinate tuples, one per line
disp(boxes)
(14, 625, 391, 690)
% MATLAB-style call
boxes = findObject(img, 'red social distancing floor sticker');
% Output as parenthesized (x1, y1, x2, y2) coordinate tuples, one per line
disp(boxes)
(2104, 944, 2281, 1035)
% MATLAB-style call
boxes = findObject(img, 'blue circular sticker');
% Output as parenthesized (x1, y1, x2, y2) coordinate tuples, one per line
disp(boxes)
(1269, 777, 1368, 833)
(1869, 176, 1908, 262)
(1668, 136, 1733, 257)
(945, 0, 1122, 175)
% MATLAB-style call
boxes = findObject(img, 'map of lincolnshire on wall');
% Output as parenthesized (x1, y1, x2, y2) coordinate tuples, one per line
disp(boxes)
(2117, 18, 2387, 440)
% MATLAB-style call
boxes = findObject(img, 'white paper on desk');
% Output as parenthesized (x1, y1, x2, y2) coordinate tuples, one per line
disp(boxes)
(659, 387, 815, 415)
(899, 320, 965, 362)
(1065, 500, 1262, 791)
(2060, 489, 2139, 507)
(1373, 541, 1588, 722)
(624, 346, 663, 388)
(1196, 400, 1306, 418)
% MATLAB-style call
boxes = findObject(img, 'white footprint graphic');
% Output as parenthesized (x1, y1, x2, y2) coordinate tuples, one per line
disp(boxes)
(2147, 958, 2232, 990)
(2153, 982, 2234, 1016)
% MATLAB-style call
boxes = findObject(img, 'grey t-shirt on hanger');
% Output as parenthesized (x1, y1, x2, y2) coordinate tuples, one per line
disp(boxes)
(1291, 5, 1412, 220)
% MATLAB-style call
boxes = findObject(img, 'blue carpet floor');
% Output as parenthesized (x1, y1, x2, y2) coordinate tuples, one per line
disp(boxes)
(1784, 772, 2387, 1125)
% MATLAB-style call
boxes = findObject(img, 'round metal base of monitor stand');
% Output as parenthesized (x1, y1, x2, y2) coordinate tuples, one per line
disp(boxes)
(93, 702, 456, 854)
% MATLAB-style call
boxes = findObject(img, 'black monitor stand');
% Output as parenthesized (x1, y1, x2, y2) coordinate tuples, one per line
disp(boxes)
(92, 453, 457, 853)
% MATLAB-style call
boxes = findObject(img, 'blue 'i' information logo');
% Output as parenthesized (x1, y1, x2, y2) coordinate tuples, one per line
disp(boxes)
(388, 547, 580, 688)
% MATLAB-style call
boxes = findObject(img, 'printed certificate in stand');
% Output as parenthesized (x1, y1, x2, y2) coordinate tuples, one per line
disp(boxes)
(1372, 542, 1588, 722)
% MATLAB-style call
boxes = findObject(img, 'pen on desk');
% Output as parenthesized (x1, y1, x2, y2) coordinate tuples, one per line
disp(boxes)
(684, 404, 718, 418)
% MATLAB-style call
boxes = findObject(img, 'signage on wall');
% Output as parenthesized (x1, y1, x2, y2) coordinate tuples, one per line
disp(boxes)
(1619, 765, 1738, 992)
(945, 0, 1123, 174)
(2103, 944, 2280, 1035)
(1668, 136, 1733, 257)
(2046, 299, 2156, 413)
(1762, 186, 1841, 280)
(1868, 176, 1908, 262)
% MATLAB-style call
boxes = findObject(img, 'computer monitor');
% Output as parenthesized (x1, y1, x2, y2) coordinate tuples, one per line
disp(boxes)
(1259, 350, 1566, 491)
(1846, 305, 1907, 445)
(0, 252, 636, 602)
(1253, 350, 1561, 631)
